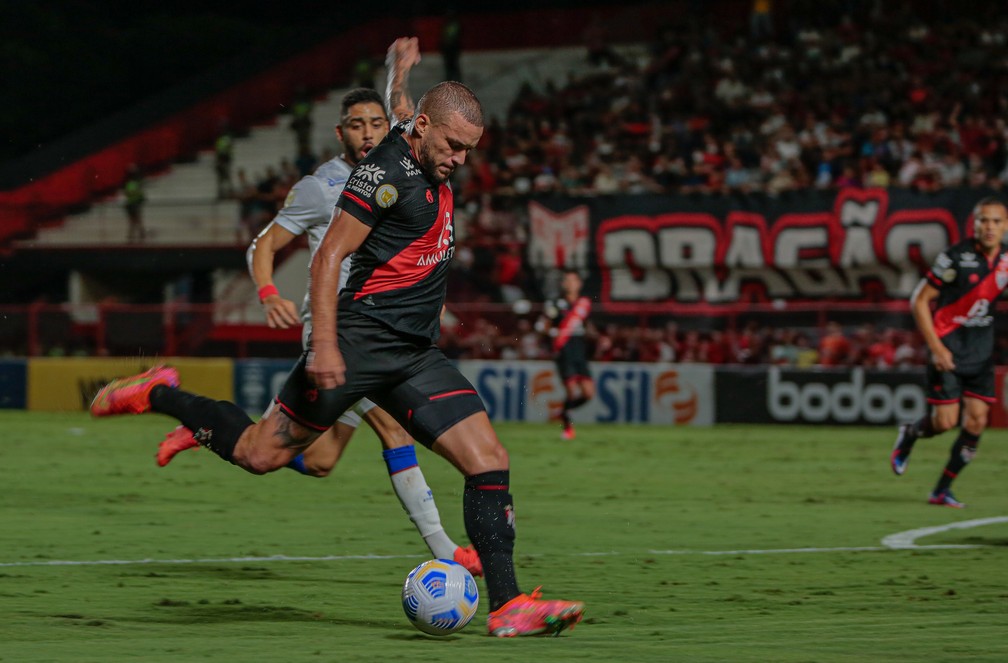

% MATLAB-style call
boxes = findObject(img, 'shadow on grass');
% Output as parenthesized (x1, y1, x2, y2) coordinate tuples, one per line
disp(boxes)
(145, 600, 400, 630)
(956, 536, 1008, 547)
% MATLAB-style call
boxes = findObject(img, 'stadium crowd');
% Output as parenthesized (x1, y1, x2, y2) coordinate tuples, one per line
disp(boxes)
(154, 3, 1008, 365)
(453, 2, 1008, 201)
(236, 2, 1008, 289)
(437, 314, 943, 368)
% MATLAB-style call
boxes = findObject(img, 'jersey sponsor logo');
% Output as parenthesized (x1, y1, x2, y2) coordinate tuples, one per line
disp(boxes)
(400, 156, 422, 177)
(327, 178, 337, 186)
(357, 163, 385, 184)
(952, 298, 993, 328)
(284, 189, 297, 208)
(415, 209, 455, 266)
(345, 178, 377, 199)
(959, 251, 979, 268)
(376, 184, 398, 208)
(941, 268, 956, 282)
(934, 252, 953, 269)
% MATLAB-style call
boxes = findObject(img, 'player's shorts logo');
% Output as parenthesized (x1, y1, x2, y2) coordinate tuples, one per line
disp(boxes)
(376, 184, 398, 208)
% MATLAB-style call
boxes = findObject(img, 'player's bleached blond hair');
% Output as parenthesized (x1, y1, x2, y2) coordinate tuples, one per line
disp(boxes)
(414, 81, 484, 128)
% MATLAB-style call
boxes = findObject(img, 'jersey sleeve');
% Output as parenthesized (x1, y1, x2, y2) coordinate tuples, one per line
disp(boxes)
(925, 250, 953, 289)
(274, 177, 331, 235)
(338, 157, 403, 227)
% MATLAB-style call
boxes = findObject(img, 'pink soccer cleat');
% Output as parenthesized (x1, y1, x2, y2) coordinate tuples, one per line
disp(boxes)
(157, 425, 199, 467)
(90, 365, 179, 416)
(452, 545, 484, 578)
(487, 587, 585, 637)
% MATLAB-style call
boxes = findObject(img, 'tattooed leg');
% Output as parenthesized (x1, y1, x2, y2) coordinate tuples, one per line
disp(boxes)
(230, 408, 322, 475)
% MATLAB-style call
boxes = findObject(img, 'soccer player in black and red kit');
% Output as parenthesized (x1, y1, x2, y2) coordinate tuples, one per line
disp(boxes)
(91, 80, 584, 637)
(540, 269, 595, 439)
(891, 197, 1008, 507)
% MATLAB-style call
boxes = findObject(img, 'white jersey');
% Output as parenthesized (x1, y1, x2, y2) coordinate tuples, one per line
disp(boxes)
(272, 156, 354, 326)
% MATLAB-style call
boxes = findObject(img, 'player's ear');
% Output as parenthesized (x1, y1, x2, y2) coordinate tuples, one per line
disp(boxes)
(335, 124, 344, 142)
(412, 113, 430, 137)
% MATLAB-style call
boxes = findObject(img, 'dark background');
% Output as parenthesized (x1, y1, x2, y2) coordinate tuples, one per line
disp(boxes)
(0, 0, 644, 166)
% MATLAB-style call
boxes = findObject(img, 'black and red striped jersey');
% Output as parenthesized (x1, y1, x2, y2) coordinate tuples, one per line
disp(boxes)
(924, 238, 1008, 371)
(337, 124, 454, 342)
(546, 295, 591, 353)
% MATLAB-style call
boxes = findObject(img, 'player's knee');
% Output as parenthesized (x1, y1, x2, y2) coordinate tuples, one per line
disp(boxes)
(932, 413, 957, 433)
(233, 439, 298, 475)
(963, 414, 987, 434)
(236, 448, 285, 474)
(484, 440, 509, 468)
(302, 463, 332, 478)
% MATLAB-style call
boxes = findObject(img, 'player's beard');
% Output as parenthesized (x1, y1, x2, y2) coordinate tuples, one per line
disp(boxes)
(418, 141, 451, 183)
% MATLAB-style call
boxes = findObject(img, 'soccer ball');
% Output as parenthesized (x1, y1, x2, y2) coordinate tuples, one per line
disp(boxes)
(401, 559, 479, 635)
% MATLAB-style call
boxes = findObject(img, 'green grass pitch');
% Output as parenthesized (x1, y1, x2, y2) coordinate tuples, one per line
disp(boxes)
(1, 411, 1007, 662)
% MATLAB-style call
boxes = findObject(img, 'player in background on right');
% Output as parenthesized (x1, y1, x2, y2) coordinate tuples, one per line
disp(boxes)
(891, 197, 1008, 507)
(539, 269, 594, 440)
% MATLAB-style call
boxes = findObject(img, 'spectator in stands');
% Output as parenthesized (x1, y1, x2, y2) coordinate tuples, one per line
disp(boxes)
(818, 321, 852, 366)
(793, 333, 820, 367)
(290, 87, 314, 155)
(440, 9, 463, 81)
(750, 0, 774, 41)
(234, 169, 262, 244)
(352, 46, 377, 89)
(123, 164, 145, 243)
(215, 125, 234, 198)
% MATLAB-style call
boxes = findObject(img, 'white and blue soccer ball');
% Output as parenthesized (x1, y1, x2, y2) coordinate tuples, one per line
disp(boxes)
(401, 559, 479, 635)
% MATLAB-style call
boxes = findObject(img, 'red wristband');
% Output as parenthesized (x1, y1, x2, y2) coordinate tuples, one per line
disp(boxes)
(258, 284, 279, 302)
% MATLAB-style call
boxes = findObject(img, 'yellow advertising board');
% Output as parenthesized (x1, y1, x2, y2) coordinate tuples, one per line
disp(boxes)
(27, 357, 233, 412)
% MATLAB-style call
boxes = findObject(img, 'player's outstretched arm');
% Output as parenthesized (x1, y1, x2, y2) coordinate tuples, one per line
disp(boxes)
(247, 222, 302, 329)
(386, 36, 421, 125)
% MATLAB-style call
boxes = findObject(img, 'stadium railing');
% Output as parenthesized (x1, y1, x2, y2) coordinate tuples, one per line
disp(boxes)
(0, 300, 938, 359)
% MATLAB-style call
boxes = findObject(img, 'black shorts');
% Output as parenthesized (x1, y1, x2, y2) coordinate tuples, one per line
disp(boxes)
(276, 311, 486, 448)
(925, 361, 996, 405)
(555, 343, 591, 383)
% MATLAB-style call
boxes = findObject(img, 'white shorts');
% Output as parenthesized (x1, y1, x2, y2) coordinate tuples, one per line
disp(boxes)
(336, 397, 377, 428)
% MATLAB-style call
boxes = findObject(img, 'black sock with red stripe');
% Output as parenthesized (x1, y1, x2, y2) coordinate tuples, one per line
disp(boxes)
(463, 470, 520, 611)
(150, 385, 251, 462)
(934, 430, 980, 493)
